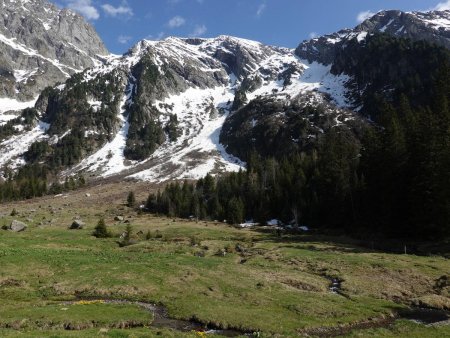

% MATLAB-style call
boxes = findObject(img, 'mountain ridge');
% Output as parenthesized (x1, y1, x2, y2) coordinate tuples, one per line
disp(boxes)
(1, 4, 450, 184)
(296, 9, 450, 64)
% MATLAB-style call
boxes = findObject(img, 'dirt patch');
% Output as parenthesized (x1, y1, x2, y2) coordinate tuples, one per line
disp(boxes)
(0, 278, 25, 287)
(281, 278, 323, 292)
(298, 314, 397, 337)
(412, 295, 450, 311)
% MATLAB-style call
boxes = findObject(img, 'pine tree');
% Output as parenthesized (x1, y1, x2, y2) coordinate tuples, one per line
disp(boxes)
(127, 191, 136, 208)
(121, 224, 133, 246)
(227, 197, 245, 225)
(93, 218, 110, 238)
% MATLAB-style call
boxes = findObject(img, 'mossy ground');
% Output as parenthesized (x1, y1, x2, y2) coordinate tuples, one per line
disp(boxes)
(0, 182, 448, 337)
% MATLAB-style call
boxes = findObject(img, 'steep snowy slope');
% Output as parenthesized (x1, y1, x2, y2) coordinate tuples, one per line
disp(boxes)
(0, 35, 355, 182)
(73, 36, 357, 181)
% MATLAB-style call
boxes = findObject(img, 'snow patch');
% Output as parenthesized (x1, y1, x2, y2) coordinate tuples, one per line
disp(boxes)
(130, 85, 244, 182)
(0, 96, 38, 125)
(87, 99, 102, 111)
(14, 68, 38, 83)
(71, 94, 132, 177)
(0, 121, 49, 174)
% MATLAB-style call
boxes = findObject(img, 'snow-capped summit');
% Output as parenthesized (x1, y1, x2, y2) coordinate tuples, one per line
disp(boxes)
(296, 9, 450, 64)
(2, 6, 447, 184)
(0, 31, 355, 182)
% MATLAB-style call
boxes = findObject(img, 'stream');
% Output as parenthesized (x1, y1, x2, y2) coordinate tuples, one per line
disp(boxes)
(67, 296, 449, 336)
(399, 307, 450, 325)
(326, 277, 450, 330)
(69, 299, 252, 337)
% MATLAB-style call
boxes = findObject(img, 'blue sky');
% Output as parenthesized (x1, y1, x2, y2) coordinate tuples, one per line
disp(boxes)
(57, 0, 450, 54)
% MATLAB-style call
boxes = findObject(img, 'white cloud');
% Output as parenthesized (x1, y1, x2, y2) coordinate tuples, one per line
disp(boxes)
(309, 32, 318, 39)
(117, 35, 132, 44)
(66, 0, 99, 20)
(189, 24, 207, 37)
(356, 10, 375, 23)
(434, 0, 450, 10)
(102, 2, 133, 17)
(168, 15, 186, 28)
(147, 32, 166, 40)
(256, 3, 266, 18)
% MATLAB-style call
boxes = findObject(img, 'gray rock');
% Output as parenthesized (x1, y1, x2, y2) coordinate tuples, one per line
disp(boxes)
(114, 216, 124, 222)
(10, 220, 27, 232)
(0, 0, 108, 101)
(69, 220, 85, 230)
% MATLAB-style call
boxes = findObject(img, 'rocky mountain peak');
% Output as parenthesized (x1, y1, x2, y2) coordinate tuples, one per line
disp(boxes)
(0, 0, 108, 101)
(295, 9, 450, 64)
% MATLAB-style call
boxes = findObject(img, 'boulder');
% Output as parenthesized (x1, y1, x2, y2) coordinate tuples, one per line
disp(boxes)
(114, 216, 124, 222)
(10, 220, 27, 232)
(70, 220, 85, 230)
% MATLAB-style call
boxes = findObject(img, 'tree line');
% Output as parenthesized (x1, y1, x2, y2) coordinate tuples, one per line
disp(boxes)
(0, 164, 85, 202)
(144, 63, 450, 240)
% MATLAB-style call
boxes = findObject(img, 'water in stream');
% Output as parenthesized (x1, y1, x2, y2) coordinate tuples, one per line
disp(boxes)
(68, 298, 449, 336)
(71, 299, 251, 337)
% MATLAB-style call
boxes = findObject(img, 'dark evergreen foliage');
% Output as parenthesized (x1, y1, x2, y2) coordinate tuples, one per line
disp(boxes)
(93, 218, 110, 238)
(0, 167, 85, 203)
(332, 33, 450, 120)
(123, 55, 166, 160)
(146, 35, 450, 240)
(165, 114, 181, 142)
(127, 191, 136, 208)
(0, 108, 39, 141)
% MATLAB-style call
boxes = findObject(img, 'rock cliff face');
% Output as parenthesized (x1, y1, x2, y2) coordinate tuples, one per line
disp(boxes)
(296, 10, 450, 65)
(0, 0, 108, 100)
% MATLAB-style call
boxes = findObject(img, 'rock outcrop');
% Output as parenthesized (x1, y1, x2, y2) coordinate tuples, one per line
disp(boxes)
(0, 0, 108, 100)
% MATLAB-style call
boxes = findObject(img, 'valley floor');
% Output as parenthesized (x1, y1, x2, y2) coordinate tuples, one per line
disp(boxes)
(0, 182, 448, 338)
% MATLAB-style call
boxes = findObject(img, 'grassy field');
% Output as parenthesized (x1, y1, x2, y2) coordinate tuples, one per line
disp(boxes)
(0, 183, 448, 337)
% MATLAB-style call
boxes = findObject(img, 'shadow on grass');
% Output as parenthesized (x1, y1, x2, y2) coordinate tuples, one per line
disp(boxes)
(247, 226, 450, 256)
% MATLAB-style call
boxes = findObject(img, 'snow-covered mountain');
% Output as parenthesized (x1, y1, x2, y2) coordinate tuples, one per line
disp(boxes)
(0, 34, 355, 182)
(0, 0, 108, 103)
(296, 10, 450, 64)
(2, 6, 450, 183)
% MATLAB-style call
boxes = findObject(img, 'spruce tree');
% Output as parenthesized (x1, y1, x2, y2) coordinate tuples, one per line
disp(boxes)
(122, 224, 133, 246)
(93, 218, 110, 238)
(227, 197, 245, 225)
(127, 191, 136, 208)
